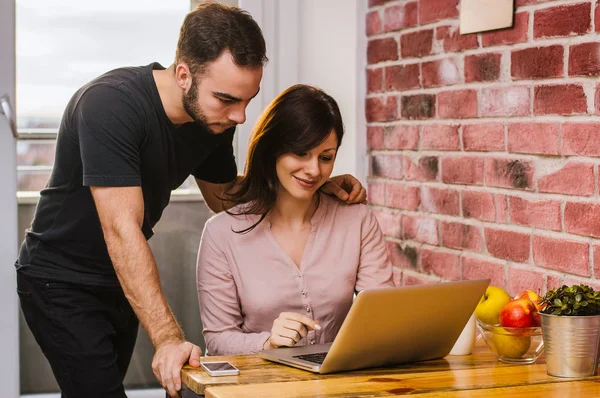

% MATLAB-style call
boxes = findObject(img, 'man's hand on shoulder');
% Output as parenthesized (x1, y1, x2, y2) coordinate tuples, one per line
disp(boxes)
(321, 174, 367, 204)
(152, 339, 202, 397)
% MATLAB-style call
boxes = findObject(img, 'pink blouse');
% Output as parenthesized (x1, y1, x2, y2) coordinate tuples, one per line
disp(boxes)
(196, 194, 395, 356)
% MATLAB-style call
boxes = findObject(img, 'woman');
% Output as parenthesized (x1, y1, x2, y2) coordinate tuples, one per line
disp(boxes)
(197, 84, 394, 356)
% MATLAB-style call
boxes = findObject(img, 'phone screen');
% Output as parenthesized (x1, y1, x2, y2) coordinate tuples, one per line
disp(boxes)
(202, 361, 237, 371)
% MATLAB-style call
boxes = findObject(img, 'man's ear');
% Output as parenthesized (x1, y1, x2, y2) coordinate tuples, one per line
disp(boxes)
(175, 63, 193, 92)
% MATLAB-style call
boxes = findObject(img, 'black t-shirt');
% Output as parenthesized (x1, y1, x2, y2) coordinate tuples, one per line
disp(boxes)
(16, 63, 237, 286)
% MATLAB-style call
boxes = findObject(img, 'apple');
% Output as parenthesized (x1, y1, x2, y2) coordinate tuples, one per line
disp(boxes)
(475, 286, 512, 325)
(491, 327, 532, 359)
(514, 289, 544, 312)
(499, 299, 540, 328)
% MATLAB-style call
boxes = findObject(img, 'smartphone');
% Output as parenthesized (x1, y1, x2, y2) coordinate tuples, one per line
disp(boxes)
(200, 361, 240, 376)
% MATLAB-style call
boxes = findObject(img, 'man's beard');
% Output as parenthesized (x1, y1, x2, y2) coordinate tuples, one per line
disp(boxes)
(182, 83, 235, 134)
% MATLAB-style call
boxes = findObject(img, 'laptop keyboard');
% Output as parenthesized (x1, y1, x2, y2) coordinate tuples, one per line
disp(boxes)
(293, 352, 328, 365)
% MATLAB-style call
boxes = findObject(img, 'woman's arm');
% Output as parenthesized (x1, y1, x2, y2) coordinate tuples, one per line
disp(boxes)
(355, 209, 396, 292)
(196, 226, 271, 355)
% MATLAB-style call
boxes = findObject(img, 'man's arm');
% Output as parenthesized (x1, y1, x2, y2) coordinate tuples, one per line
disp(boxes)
(90, 185, 201, 397)
(195, 176, 241, 212)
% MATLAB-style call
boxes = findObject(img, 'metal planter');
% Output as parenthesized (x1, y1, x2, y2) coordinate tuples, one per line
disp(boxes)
(540, 313, 600, 378)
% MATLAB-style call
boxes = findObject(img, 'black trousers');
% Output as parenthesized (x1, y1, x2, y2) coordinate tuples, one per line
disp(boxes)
(17, 271, 139, 398)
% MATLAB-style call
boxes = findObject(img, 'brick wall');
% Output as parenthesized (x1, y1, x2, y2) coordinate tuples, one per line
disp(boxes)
(366, 0, 600, 295)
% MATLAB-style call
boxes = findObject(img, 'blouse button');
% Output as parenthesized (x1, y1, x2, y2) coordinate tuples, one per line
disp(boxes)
(310, 340, 315, 345)
(301, 290, 306, 296)
(306, 306, 311, 312)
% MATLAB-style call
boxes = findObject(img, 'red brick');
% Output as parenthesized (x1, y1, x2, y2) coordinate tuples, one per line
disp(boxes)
(385, 183, 420, 210)
(421, 124, 460, 151)
(509, 196, 561, 231)
(516, 0, 551, 5)
(384, 2, 418, 32)
(372, 210, 401, 238)
(367, 126, 384, 150)
(366, 96, 398, 122)
(384, 125, 419, 150)
(482, 12, 528, 47)
(485, 228, 530, 262)
(507, 268, 545, 298)
(534, 3, 591, 39)
(538, 162, 595, 196)
(442, 157, 485, 185)
(562, 123, 600, 156)
(420, 0, 458, 24)
(441, 222, 483, 251)
(403, 155, 439, 182)
(480, 86, 530, 117)
(385, 64, 420, 91)
(534, 85, 588, 116)
(402, 215, 438, 245)
(507, 123, 560, 155)
(367, 68, 383, 93)
(511, 45, 564, 80)
(366, 10, 382, 36)
(422, 58, 460, 88)
(367, 38, 399, 64)
(465, 53, 501, 83)
(565, 202, 600, 238)
(438, 90, 477, 119)
(436, 25, 478, 53)
(597, 3, 600, 33)
(371, 155, 403, 179)
(594, 245, 600, 278)
(401, 29, 434, 58)
(368, 181, 386, 206)
(462, 190, 495, 222)
(421, 248, 461, 280)
(462, 255, 505, 288)
(403, 273, 439, 286)
(369, 0, 393, 6)
(401, 94, 436, 119)
(496, 194, 508, 223)
(420, 186, 460, 216)
(569, 42, 600, 77)
(386, 240, 418, 270)
(596, 85, 600, 115)
(546, 274, 562, 291)
(532, 236, 590, 277)
(463, 123, 505, 152)
(485, 158, 534, 191)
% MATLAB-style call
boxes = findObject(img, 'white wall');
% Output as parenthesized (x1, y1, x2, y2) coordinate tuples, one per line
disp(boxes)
(237, 0, 367, 185)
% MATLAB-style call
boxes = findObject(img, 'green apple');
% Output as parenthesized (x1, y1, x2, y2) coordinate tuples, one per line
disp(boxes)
(491, 327, 531, 359)
(475, 286, 511, 325)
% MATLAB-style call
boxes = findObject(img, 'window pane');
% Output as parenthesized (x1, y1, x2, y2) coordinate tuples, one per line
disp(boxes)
(16, 0, 194, 193)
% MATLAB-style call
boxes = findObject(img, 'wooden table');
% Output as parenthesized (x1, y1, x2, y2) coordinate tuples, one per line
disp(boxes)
(180, 340, 600, 397)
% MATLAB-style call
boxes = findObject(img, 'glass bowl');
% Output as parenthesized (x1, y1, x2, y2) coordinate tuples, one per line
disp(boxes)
(476, 319, 544, 364)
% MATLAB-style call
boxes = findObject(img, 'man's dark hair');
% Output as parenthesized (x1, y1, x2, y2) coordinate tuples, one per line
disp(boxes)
(224, 84, 345, 234)
(175, 1, 268, 75)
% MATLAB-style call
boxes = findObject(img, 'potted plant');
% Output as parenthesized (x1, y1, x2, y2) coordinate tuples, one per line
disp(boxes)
(539, 284, 600, 377)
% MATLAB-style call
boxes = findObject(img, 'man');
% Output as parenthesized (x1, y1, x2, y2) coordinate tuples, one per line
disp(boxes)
(15, 2, 366, 398)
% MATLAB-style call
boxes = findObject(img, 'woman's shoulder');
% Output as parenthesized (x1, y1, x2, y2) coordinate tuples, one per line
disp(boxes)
(204, 204, 264, 236)
(320, 194, 372, 223)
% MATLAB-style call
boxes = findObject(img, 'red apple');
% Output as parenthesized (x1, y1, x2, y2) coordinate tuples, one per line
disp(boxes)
(499, 299, 540, 328)
(514, 289, 544, 312)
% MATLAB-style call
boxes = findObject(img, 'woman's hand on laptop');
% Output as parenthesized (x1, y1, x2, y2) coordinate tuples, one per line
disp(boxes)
(263, 312, 321, 350)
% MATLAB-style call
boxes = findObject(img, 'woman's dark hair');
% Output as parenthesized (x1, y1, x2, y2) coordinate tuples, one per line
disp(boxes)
(175, 2, 268, 75)
(225, 84, 344, 233)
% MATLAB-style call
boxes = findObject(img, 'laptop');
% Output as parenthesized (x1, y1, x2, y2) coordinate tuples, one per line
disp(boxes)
(259, 279, 489, 374)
